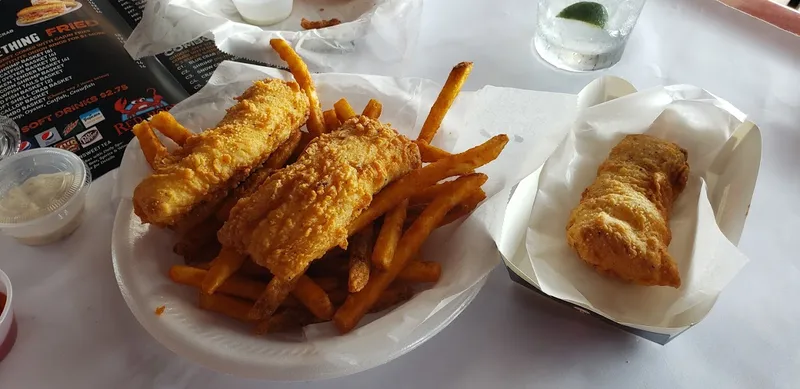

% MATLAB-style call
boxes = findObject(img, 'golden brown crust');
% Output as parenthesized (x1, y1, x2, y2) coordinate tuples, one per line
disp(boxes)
(132, 80, 309, 227)
(218, 116, 421, 280)
(566, 134, 689, 288)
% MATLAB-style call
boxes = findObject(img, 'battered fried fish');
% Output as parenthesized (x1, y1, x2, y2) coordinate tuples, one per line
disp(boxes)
(566, 134, 689, 288)
(218, 116, 421, 280)
(132, 79, 309, 227)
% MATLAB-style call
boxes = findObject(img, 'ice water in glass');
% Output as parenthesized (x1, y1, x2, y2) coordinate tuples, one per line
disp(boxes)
(534, 0, 647, 71)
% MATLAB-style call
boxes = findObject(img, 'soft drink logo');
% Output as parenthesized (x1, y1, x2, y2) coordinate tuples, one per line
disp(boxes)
(34, 127, 62, 146)
(18, 140, 32, 151)
(63, 120, 80, 136)
(76, 127, 103, 148)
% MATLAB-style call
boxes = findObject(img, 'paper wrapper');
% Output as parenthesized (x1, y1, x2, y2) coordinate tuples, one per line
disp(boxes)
(504, 77, 760, 339)
(125, 0, 422, 75)
(112, 61, 577, 379)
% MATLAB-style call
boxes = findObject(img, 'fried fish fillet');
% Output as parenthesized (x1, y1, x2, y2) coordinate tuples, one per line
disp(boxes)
(566, 134, 689, 288)
(133, 79, 309, 227)
(218, 116, 421, 280)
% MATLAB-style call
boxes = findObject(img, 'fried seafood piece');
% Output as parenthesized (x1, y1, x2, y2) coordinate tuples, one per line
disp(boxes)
(132, 79, 309, 227)
(218, 116, 421, 280)
(566, 134, 689, 288)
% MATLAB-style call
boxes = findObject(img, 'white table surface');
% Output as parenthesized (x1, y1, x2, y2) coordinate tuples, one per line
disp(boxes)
(2, 0, 799, 387)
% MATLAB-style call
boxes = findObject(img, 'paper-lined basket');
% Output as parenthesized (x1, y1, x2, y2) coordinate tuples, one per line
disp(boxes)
(498, 77, 761, 344)
(125, 0, 422, 75)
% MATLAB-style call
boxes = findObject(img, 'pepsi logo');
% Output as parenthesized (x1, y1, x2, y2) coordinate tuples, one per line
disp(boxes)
(41, 131, 55, 141)
(19, 141, 32, 151)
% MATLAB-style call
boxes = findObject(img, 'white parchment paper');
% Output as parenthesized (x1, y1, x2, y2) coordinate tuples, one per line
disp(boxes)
(125, 0, 421, 75)
(525, 84, 753, 330)
(112, 61, 577, 378)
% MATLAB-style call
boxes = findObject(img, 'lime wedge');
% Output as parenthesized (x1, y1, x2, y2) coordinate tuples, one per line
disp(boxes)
(556, 1, 609, 28)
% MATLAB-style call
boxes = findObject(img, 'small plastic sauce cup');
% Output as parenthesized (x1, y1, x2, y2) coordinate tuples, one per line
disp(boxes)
(0, 268, 15, 362)
(0, 148, 91, 246)
(232, 0, 293, 26)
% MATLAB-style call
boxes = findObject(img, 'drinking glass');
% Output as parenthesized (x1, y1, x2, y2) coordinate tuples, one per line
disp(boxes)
(0, 116, 20, 161)
(534, 0, 647, 71)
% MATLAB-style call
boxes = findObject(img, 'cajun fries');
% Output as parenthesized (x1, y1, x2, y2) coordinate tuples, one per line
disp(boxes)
(153, 40, 507, 335)
(348, 224, 374, 293)
(417, 62, 473, 143)
(149, 111, 193, 146)
(269, 39, 325, 137)
(362, 99, 383, 119)
(333, 98, 357, 122)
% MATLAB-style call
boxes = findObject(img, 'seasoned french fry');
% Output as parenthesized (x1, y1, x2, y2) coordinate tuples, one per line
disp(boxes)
(348, 224, 374, 293)
(333, 98, 357, 122)
(215, 167, 274, 222)
(323, 109, 340, 133)
(202, 283, 419, 333)
(248, 275, 296, 320)
(417, 62, 473, 143)
(416, 141, 452, 163)
(361, 99, 382, 119)
(371, 199, 408, 270)
(406, 188, 487, 228)
(292, 275, 334, 320)
(263, 308, 323, 333)
(132, 122, 168, 169)
(269, 39, 325, 137)
(174, 217, 223, 256)
(300, 17, 342, 30)
(172, 188, 230, 236)
(348, 135, 508, 235)
(289, 131, 315, 164)
(179, 238, 221, 266)
(264, 128, 302, 169)
(199, 292, 254, 322)
(328, 286, 414, 311)
(307, 251, 349, 277)
(439, 188, 486, 227)
(368, 284, 413, 313)
(397, 261, 441, 283)
(238, 258, 273, 281)
(202, 247, 247, 294)
(170, 265, 264, 301)
(409, 179, 460, 206)
(313, 277, 340, 292)
(334, 173, 488, 333)
(149, 111, 193, 146)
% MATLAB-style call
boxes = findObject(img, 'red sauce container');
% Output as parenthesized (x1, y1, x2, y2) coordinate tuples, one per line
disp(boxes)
(0, 268, 16, 362)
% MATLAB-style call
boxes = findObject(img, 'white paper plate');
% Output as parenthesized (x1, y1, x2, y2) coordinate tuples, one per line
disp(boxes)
(109, 62, 516, 381)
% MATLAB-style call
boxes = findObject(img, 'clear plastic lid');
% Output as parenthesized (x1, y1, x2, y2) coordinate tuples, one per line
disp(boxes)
(0, 148, 91, 225)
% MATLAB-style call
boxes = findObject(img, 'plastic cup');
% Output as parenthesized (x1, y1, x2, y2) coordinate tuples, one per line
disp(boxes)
(534, 0, 647, 71)
(0, 116, 20, 162)
(232, 0, 293, 26)
(0, 268, 15, 362)
(0, 148, 91, 246)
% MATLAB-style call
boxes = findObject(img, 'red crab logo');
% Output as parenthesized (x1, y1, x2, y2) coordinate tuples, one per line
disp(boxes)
(114, 88, 169, 121)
